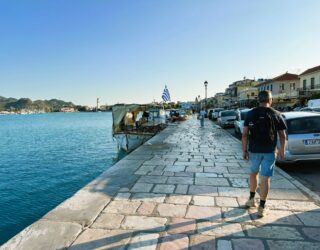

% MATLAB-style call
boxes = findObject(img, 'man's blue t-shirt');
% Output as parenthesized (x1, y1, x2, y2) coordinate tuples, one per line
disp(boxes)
(244, 107, 287, 153)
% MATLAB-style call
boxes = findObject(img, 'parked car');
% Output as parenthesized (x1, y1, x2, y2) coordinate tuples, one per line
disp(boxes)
(217, 110, 237, 128)
(212, 108, 224, 120)
(277, 112, 320, 164)
(300, 107, 320, 113)
(234, 109, 251, 136)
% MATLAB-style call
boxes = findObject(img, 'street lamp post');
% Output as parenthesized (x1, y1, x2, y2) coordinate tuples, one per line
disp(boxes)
(204, 81, 208, 110)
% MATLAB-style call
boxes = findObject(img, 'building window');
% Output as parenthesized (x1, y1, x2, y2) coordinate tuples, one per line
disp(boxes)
(267, 85, 269, 91)
(270, 84, 273, 91)
(279, 83, 284, 91)
(251, 92, 254, 96)
(311, 78, 315, 89)
(303, 80, 307, 90)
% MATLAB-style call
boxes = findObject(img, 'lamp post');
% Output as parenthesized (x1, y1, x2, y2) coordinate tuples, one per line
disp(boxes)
(204, 81, 208, 110)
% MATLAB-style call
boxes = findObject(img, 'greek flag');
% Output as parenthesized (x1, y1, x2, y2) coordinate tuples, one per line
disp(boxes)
(162, 85, 171, 102)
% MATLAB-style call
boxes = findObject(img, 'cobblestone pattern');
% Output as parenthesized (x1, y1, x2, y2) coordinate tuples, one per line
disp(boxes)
(3, 118, 320, 250)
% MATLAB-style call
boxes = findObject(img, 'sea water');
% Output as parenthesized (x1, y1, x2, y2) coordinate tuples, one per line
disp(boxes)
(0, 112, 122, 245)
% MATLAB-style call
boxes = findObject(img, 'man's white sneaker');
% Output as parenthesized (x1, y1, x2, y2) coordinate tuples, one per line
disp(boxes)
(245, 198, 257, 208)
(258, 206, 266, 217)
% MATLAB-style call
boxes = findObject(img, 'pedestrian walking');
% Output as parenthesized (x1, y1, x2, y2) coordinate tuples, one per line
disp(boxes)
(199, 108, 206, 127)
(242, 90, 287, 217)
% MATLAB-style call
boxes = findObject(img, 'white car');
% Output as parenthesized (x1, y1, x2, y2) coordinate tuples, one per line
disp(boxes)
(212, 108, 224, 120)
(217, 110, 237, 128)
(234, 109, 251, 136)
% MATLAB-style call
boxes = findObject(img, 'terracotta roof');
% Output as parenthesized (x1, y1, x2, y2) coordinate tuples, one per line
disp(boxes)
(300, 65, 320, 76)
(272, 72, 299, 81)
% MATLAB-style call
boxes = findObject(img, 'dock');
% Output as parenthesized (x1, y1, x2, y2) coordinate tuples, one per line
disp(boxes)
(2, 117, 320, 250)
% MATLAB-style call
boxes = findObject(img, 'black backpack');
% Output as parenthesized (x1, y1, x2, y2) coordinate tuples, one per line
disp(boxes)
(249, 107, 276, 146)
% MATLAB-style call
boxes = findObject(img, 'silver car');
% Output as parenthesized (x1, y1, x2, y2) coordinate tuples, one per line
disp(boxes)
(217, 110, 237, 128)
(234, 109, 251, 136)
(278, 112, 320, 163)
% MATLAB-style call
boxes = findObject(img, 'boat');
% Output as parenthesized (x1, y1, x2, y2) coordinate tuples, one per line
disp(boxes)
(112, 104, 167, 152)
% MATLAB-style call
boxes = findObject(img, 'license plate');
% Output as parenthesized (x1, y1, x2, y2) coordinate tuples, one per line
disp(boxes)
(304, 139, 320, 145)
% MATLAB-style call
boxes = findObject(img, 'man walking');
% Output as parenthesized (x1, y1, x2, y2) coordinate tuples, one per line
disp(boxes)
(242, 90, 287, 217)
(199, 108, 206, 127)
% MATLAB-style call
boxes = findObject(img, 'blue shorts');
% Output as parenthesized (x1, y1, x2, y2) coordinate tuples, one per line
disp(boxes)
(249, 152, 276, 177)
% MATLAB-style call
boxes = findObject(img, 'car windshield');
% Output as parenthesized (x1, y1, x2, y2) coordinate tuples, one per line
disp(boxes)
(221, 111, 236, 117)
(287, 117, 320, 134)
(240, 111, 249, 120)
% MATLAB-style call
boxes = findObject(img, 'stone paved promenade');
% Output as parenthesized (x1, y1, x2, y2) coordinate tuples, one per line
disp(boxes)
(2, 118, 320, 250)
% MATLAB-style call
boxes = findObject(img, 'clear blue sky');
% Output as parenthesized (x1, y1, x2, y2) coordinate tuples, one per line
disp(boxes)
(1, 1, 320, 106)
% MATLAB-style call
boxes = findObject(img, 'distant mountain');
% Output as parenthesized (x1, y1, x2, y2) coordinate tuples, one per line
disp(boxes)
(0, 96, 76, 112)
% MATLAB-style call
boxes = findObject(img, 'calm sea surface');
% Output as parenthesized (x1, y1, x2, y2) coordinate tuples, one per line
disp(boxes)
(0, 112, 122, 245)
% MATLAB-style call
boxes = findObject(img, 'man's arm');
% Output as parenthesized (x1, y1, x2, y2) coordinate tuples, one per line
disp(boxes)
(277, 130, 286, 160)
(242, 126, 249, 160)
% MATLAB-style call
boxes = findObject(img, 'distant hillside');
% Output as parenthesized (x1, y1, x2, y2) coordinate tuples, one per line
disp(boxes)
(0, 96, 76, 112)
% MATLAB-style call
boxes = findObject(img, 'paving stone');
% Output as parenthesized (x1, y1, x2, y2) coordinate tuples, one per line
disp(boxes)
(190, 235, 216, 250)
(244, 225, 303, 240)
(164, 166, 186, 172)
(222, 208, 251, 223)
(223, 173, 248, 178)
(166, 195, 192, 205)
(138, 176, 168, 184)
(92, 213, 124, 229)
(1, 220, 82, 250)
(186, 166, 204, 172)
(69, 229, 132, 249)
(251, 210, 302, 225)
(196, 177, 230, 186)
(215, 197, 239, 207)
(215, 162, 240, 167)
(192, 195, 215, 206)
(128, 233, 159, 250)
(204, 167, 229, 174)
(131, 183, 154, 193)
(159, 234, 189, 250)
(175, 161, 201, 166)
(218, 187, 248, 197)
(104, 201, 141, 214)
(217, 240, 232, 250)
(295, 211, 320, 226)
(196, 173, 218, 178)
(232, 239, 265, 250)
(175, 172, 194, 177)
(229, 178, 248, 188)
(227, 167, 248, 174)
(267, 240, 320, 250)
(167, 176, 194, 184)
(114, 192, 131, 201)
(168, 218, 196, 234)
(264, 200, 320, 211)
(157, 203, 187, 217)
(302, 227, 320, 242)
(121, 216, 167, 232)
(175, 184, 189, 194)
(131, 193, 166, 203)
(153, 184, 175, 194)
(267, 189, 309, 200)
(198, 222, 244, 237)
(271, 179, 297, 189)
(186, 205, 221, 220)
(137, 202, 157, 215)
(163, 171, 175, 176)
(188, 185, 218, 196)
